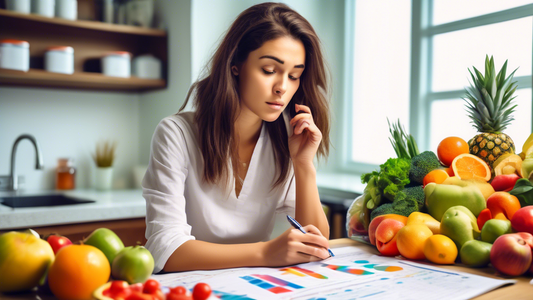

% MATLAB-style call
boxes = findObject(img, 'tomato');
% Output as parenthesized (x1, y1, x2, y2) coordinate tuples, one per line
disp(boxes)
(142, 279, 160, 294)
(46, 234, 72, 255)
(105, 280, 131, 298)
(125, 291, 154, 300)
(192, 283, 212, 300)
(169, 286, 188, 295)
(130, 283, 143, 293)
(167, 293, 192, 300)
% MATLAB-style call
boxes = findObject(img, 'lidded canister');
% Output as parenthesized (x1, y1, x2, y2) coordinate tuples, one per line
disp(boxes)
(45, 46, 74, 74)
(101, 51, 131, 78)
(0, 39, 30, 72)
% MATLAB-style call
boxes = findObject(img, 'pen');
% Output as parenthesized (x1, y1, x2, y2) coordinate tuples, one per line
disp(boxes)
(286, 215, 335, 257)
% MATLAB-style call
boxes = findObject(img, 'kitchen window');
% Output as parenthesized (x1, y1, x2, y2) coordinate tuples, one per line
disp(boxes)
(342, 0, 533, 174)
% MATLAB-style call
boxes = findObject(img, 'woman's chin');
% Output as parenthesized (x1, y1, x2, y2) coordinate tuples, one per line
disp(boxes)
(262, 112, 283, 122)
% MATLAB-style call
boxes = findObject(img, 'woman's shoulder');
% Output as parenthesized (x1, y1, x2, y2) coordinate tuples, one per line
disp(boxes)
(158, 112, 197, 136)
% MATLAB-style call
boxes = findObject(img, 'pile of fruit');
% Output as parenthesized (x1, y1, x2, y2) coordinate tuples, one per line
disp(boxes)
(0, 227, 213, 300)
(347, 56, 533, 277)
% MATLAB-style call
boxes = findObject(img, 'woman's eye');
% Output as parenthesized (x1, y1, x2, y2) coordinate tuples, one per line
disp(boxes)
(262, 69, 275, 75)
(289, 75, 299, 81)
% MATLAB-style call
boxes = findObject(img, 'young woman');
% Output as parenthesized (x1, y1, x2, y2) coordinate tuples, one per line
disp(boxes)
(143, 2, 331, 273)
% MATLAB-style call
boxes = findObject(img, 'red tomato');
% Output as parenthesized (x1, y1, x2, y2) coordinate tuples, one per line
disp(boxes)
(130, 283, 144, 293)
(192, 283, 212, 300)
(46, 234, 73, 255)
(167, 293, 192, 300)
(169, 286, 188, 295)
(143, 279, 160, 294)
(125, 291, 154, 300)
(104, 280, 132, 298)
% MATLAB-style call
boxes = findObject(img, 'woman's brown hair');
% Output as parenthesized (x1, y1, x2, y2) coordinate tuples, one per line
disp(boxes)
(179, 2, 330, 189)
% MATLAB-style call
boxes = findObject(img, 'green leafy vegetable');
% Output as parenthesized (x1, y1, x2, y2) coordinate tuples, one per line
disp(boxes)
(509, 178, 533, 207)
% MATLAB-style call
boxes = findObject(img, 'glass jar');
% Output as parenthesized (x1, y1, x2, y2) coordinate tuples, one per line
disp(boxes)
(56, 158, 76, 190)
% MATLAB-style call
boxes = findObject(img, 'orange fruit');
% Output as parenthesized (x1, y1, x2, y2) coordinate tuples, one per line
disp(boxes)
(444, 167, 454, 176)
(48, 244, 110, 300)
(437, 137, 469, 167)
(396, 224, 433, 260)
(423, 234, 458, 264)
(422, 169, 449, 187)
(451, 153, 491, 181)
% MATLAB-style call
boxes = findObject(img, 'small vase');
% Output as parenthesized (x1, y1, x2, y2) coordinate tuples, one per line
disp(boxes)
(94, 167, 113, 191)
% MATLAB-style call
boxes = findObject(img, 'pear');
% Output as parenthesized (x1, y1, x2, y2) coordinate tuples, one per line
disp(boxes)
(425, 183, 486, 222)
(440, 206, 480, 249)
(481, 219, 512, 244)
(460, 240, 492, 267)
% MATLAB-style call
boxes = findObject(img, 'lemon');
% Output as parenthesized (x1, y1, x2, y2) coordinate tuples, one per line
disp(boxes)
(423, 234, 458, 265)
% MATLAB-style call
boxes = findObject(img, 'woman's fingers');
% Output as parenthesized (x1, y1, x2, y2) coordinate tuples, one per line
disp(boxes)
(295, 103, 312, 114)
(289, 113, 312, 127)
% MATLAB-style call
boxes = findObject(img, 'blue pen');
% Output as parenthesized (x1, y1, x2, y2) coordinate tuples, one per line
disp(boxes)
(286, 215, 335, 257)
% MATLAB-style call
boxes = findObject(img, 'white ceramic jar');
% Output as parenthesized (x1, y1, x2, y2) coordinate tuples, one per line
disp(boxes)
(132, 54, 161, 79)
(32, 0, 55, 17)
(6, 0, 31, 14)
(45, 46, 74, 74)
(101, 52, 131, 78)
(0, 40, 30, 72)
(55, 0, 77, 20)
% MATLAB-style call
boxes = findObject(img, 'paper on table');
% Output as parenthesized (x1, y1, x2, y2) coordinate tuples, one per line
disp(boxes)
(151, 246, 516, 300)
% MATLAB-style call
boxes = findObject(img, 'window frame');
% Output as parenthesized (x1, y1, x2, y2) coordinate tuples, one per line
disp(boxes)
(340, 0, 533, 174)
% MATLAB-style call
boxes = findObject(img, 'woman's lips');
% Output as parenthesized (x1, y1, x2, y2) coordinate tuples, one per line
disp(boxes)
(266, 102, 283, 110)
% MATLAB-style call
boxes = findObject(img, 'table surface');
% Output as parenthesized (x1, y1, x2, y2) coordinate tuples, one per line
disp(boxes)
(2, 238, 531, 300)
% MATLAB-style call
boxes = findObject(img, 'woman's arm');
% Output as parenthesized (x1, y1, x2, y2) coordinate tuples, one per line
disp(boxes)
(163, 225, 331, 272)
(289, 104, 330, 238)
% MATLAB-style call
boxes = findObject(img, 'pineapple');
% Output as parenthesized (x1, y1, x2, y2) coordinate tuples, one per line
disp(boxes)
(464, 55, 518, 170)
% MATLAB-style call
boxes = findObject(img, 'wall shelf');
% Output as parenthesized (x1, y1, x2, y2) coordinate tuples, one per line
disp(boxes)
(0, 8, 168, 91)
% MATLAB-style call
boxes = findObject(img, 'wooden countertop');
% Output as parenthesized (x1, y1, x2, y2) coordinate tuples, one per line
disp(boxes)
(1, 238, 531, 299)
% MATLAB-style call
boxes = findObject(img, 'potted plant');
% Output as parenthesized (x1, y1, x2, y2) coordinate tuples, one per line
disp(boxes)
(92, 140, 117, 190)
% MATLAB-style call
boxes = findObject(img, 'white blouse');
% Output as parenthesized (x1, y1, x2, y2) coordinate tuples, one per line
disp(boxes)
(142, 112, 296, 273)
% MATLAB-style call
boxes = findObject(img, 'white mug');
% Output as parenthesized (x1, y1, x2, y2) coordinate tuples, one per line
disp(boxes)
(32, 0, 55, 18)
(6, 0, 31, 14)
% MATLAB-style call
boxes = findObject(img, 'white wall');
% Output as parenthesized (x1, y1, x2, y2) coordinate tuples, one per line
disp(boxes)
(0, 88, 139, 190)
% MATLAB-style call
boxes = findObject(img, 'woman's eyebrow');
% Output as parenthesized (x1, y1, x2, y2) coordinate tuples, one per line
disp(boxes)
(259, 55, 305, 69)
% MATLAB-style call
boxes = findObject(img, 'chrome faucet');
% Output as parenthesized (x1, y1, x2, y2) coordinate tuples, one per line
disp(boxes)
(1, 134, 44, 191)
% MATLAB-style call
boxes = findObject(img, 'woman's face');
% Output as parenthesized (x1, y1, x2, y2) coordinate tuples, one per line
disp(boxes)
(233, 36, 306, 122)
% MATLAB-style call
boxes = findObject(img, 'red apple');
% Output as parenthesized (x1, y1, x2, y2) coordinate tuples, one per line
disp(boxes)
(511, 206, 533, 235)
(46, 234, 72, 255)
(490, 233, 532, 276)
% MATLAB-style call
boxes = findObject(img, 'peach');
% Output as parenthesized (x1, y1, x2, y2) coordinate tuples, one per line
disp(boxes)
(511, 206, 533, 235)
(368, 214, 408, 246)
(491, 174, 520, 192)
(375, 218, 405, 256)
(486, 192, 521, 221)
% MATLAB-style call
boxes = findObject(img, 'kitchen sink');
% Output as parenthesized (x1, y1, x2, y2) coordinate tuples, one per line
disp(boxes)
(0, 194, 95, 208)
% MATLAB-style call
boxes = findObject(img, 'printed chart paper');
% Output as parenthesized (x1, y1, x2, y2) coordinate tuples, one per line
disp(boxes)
(151, 246, 516, 299)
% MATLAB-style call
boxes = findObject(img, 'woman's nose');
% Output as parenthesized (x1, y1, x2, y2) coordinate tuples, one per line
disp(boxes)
(274, 78, 287, 97)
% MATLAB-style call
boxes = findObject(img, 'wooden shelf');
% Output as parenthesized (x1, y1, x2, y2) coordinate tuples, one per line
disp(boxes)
(0, 68, 166, 91)
(0, 7, 168, 91)
(0, 8, 166, 37)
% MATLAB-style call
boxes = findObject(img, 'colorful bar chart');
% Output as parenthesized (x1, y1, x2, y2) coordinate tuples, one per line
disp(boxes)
(321, 264, 374, 275)
(280, 266, 328, 279)
(240, 274, 304, 294)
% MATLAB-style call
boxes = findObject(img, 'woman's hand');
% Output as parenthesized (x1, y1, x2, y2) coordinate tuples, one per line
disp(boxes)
(261, 225, 331, 267)
(288, 103, 322, 167)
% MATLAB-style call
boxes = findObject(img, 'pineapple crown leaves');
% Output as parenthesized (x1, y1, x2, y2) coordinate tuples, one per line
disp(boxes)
(463, 55, 518, 133)
(387, 118, 419, 160)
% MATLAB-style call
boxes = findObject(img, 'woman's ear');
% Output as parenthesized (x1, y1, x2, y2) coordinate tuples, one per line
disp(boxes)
(231, 65, 239, 76)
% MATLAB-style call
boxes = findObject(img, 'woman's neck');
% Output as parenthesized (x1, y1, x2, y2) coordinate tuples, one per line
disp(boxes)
(235, 109, 263, 146)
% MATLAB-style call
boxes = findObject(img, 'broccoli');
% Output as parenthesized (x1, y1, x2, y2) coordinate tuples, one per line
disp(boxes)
(394, 185, 425, 211)
(409, 151, 441, 184)
(362, 157, 411, 210)
(370, 198, 419, 220)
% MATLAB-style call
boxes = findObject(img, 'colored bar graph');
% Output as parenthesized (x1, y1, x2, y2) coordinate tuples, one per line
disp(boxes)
(240, 275, 292, 294)
(322, 264, 374, 275)
(280, 266, 328, 279)
(253, 274, 304, 289)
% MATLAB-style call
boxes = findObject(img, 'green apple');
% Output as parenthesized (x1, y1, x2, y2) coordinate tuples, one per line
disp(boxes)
(460, 240, 492, 267)
(425, 183, 486, 222)
(83, 228, 124, 265)
(481, 219, 512, 244)
(440, 206, 480, 249)
(111, 245, 154, 284)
